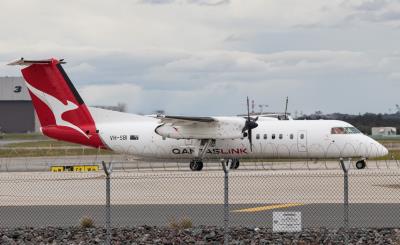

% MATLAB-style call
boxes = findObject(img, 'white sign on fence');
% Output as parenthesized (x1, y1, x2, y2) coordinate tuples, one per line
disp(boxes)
(273, 212, 302, 232)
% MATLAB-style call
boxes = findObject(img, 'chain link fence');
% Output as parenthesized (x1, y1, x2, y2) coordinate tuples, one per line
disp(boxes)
(0, 162, 399, 228)
(0, 142, 399, 243)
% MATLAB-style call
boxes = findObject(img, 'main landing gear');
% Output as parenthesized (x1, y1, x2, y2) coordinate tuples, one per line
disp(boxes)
(189, 158, 240, 171)
(190, 159, 203, 171)
(355, 159, 366, 169)
(229, 158, 240, 169)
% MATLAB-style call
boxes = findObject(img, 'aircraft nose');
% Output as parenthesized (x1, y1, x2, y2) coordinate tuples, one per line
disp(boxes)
(367, 137, 389, 158)
(375, 141, 388, 157)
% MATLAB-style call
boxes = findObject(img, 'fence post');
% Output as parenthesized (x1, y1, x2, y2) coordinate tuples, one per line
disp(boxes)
(221, 159, 232, 245)
(102, 161, 113, 245)
(339, 158, 350, 245)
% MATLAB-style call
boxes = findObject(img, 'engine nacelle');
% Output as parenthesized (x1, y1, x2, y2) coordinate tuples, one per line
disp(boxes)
(155, 118, 244, 140)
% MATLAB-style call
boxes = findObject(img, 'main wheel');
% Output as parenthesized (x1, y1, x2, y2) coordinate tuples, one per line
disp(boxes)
(190, 160, 203, 171)
(190, 160, 196, 171)
(234, 159, 240, 169)
(195, 160, 203, 171)
(356, 160, 366, 169)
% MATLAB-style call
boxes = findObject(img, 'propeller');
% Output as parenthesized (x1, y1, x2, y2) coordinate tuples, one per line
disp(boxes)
(242, 97, 258, 151)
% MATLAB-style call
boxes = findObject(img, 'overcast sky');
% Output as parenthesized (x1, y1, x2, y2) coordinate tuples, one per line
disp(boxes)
(1, 0, 400, 116)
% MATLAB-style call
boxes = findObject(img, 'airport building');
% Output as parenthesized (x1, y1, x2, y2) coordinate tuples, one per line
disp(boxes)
(0, 77, 39, 133)
(371, 127, 397, 136)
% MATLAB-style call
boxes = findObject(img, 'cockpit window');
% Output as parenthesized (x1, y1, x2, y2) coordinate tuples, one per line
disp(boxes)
(331, 127, 345, 134)
(345, 127, 361, 134)
(331, 127, 361, 134)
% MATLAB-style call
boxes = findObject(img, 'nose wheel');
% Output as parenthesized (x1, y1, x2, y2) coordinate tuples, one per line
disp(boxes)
(230, 158, 240, 169)
(356, 160, 366, 169)
(190, 159, 203, 171)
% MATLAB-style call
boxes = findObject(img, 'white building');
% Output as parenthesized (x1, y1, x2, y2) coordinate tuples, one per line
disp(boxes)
(371, 127, 397, 136)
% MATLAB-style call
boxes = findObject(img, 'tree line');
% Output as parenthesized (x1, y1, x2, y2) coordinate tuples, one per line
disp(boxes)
(298, 112, 400, 135)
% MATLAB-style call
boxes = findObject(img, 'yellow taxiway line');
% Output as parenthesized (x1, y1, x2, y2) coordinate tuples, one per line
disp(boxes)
(232, 203, 304, 213)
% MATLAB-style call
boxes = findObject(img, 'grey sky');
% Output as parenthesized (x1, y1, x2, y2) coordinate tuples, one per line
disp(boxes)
(1, 0, 400, 116)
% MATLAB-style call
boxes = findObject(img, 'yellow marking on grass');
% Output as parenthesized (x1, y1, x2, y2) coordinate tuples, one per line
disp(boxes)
(232, 203, 304, 213)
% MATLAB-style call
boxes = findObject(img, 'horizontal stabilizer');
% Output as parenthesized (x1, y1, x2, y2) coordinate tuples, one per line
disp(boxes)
(7, 58, 66, 66)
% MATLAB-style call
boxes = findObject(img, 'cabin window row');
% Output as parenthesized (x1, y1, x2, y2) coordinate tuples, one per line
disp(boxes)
(255, 133, 303, 140)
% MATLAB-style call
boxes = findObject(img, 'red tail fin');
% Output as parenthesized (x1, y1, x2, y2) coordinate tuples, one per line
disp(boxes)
(11, 58, 105, 148)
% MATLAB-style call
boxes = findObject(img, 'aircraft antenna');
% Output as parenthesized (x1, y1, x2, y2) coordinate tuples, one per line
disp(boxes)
(284, 96, 289, 120)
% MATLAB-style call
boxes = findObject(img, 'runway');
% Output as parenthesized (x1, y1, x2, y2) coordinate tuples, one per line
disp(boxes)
(0, 166, 399, 228)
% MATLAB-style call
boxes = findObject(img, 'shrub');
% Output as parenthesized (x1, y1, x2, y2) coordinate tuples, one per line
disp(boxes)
(80, 216, 94, 228)
(169, 217, 193, 229)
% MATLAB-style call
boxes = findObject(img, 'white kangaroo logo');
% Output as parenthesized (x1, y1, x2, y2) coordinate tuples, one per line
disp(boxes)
(25, 82, 90, 139)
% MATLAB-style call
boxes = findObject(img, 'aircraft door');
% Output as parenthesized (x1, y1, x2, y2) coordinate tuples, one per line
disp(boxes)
(297, 130, 307, 152)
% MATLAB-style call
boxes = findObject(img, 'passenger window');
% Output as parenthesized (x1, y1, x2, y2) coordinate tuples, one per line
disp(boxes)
(272, 134, 276, 139)
(290, 134, 294, 139)
(300, 134, 304, 139)
(263, 134, 267, 139)
(279, 134, 283, 139)
(130, 135, 139, 140)
(256, 134, 260, 140)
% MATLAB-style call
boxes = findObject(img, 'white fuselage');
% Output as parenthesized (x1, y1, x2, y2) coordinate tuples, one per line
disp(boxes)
(90, 108, 388, 160)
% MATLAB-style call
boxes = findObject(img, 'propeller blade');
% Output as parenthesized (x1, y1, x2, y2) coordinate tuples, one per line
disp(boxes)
(242, 97, 258, 152)
(247, 96, 250, 119)
(248, 128, 253, 152)
(242, 125, 247, 133)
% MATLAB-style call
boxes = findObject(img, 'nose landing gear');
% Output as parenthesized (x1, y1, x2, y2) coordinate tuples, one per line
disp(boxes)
(356, 160, 366, 169)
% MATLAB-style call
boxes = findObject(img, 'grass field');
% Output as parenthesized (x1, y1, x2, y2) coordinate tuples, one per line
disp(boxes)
(0, 135, 112, 157)
(0, 133, 48, 140)
(4, 140, 80, 148)
(0, 148, 113, 158)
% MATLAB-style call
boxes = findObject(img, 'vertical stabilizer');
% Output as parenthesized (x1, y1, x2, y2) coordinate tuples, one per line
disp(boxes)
(9, 58, 105, 148)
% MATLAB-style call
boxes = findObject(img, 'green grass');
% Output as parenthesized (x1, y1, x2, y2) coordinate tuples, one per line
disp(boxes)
(372, 150, 400, 161)
(377, 140, 400, 144)
(0, 133, 48, 140)
(0, 148, 113, 158)
(4, 140, 80, 148)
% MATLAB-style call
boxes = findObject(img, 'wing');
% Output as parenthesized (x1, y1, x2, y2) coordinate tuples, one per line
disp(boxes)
(160, 116, 216, 126)
(156, 116, 245, 139)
